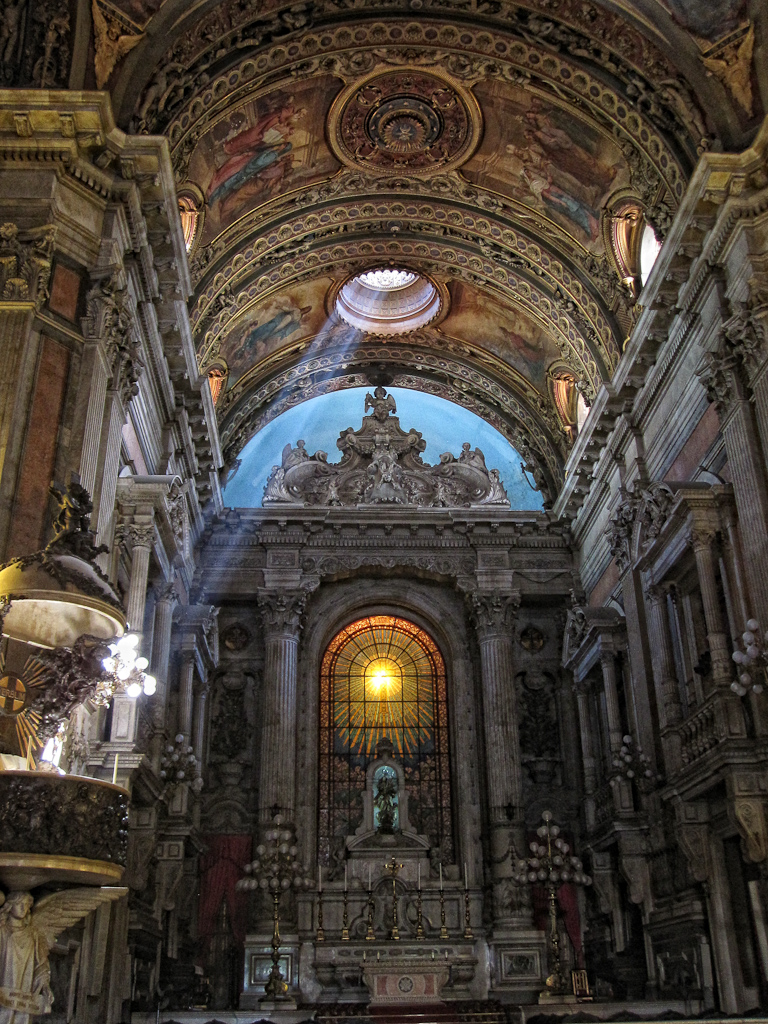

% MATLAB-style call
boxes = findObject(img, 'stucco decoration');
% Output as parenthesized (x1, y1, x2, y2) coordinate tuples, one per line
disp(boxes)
(327, 68, 482, 177)
(262, 387, 509, 508)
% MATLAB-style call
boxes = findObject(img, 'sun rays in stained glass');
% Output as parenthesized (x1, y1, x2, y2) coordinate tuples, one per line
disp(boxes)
(319, 615, 453, 868)
(329, 618, 436, 757)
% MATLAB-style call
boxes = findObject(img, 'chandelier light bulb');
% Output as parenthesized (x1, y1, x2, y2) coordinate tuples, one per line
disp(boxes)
(126, 681, 142, 698)
(747, 619, 760, 631)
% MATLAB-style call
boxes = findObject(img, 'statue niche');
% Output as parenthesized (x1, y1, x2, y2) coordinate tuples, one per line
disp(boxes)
(373, 765, 398, 834)
(349, 738, 428, 857)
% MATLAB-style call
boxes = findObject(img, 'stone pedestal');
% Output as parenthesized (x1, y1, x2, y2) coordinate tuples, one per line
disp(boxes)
(240, 935, 300, 1009)
(489, 930, 547, 1002)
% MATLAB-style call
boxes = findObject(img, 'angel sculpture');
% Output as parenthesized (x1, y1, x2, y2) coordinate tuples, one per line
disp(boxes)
(0, 887, 126, 1024)
(91, 0, 144, 89)
(365, 386, 397, 423)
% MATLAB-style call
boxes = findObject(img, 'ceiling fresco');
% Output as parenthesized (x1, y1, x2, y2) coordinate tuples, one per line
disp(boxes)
(187, 78, 342, 244)
(656, 0, 747, 39)
(461, 83, 630, 250)
(441, 284, 561, 394)
(17, 0, 761, 505)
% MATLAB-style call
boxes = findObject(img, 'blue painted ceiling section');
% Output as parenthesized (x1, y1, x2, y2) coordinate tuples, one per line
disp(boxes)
(223, 387, 544, 510)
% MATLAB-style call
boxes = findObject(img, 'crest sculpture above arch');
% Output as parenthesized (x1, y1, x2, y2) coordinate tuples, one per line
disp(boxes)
(262, 388, 510, 508)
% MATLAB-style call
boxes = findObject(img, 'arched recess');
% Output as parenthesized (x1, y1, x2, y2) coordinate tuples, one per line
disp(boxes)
(318, 614, 453, 869)
(294, 583, 483, 882)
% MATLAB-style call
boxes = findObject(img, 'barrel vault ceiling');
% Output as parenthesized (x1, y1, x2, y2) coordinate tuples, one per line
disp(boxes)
(19, 0, 767, 502)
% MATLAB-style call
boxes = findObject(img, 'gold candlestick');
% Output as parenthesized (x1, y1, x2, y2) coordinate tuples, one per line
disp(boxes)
(438, 886, 449, 939)
(366, 885, 375, 940)
(463, 884, 473, 940)
(416, 888, 425, 939)
(384, 857, 403, 940)
(341, 886, 350, 940)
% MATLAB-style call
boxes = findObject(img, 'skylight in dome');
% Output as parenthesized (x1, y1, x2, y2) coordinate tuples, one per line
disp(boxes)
(358, 268, 417, 291)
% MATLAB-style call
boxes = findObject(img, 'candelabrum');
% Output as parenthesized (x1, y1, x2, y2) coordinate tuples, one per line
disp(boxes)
(731, 618, 767, 696)
(237, 816, 313, 1001)
(101, 631, 157, 698)
(609, 734, 662, 792)
(384, 857, 403, 940)
(513, 810, 592, 996)
(463, 882, 473, 940)
(159, 734, 203, 791)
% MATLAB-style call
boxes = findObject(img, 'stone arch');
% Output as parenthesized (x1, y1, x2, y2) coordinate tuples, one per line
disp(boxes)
(294, 580, 483, 881)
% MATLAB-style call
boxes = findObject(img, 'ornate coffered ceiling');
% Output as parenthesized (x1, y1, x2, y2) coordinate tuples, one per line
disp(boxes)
(7, 0, 761, 503)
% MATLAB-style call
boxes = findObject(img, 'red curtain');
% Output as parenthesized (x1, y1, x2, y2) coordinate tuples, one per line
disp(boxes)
(197, 834, 252, 954)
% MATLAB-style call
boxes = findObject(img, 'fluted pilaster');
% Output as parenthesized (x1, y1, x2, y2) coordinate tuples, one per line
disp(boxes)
(257, 589, 308, 821)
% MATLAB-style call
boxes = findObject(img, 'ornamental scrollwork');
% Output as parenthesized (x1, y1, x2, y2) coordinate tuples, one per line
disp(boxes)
(607, 491, 636, 574)
(83, 272, 145, 403)
(0, 773, 128, 863)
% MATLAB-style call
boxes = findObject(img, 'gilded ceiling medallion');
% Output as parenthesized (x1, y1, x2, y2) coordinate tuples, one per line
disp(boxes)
(328, 68, 482, 176)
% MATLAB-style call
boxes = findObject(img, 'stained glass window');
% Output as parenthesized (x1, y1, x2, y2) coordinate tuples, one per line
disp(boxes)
(318, 615, 453, 867)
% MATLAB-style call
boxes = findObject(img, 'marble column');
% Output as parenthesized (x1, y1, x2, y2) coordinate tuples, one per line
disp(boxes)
(257, 590, 307, 822)
(644, 583, 683, 773)
(470, 593, 527, 928)
(192, 684, 208, 762)
(691, 527, 732, 689)
(599, 649, 624, 756)
(151, 581, 177, 721)
(574, 680, 598, 831)
(178, 653, 195, 743)
(108, 521, 154, 747)
(722, 507, 750, 630)
(125, 522, 154, 639)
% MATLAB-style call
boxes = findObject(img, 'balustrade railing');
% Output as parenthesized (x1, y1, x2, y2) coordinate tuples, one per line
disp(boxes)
(678, 697, 719, 766)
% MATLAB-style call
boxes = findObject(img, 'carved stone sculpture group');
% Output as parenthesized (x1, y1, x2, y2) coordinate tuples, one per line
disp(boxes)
(263, 388, 510, 508)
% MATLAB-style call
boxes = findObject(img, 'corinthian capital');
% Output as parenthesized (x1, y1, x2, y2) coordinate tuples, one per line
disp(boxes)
(127, 522, 155, 549)
(0, 222, 55, 309)
(258, 589, 309, 637)
(722, 302, 767, 380)
(696, 348, 745, 413)
(469, 593, 520, 638)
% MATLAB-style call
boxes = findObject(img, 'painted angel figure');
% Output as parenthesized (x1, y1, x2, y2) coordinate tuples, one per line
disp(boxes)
(0, 887, 126, 1024)
(91, 0, 144, 89)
